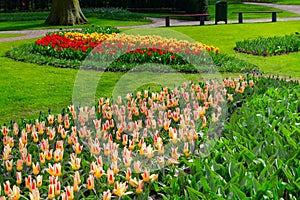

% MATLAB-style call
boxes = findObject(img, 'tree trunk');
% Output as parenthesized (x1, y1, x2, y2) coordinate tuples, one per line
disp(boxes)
(199, 0, 210, 21)
(45, 0, 88, 26)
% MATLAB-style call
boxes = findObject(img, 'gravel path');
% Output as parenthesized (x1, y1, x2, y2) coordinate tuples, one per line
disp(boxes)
(0, 3, 299, 42)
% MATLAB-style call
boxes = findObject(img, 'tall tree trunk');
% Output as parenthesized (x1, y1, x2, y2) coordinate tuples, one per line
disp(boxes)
(45, 0, 88, 26)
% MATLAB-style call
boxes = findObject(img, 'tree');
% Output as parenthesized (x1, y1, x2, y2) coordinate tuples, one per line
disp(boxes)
(45, 0, 88, 26)
(184, 0, 209, 20)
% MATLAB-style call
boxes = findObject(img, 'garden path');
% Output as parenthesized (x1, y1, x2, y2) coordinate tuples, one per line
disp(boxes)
(0, 3, 299, 42)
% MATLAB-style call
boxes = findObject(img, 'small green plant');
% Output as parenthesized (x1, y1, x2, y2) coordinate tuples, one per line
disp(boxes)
(235, 33, 300, 56)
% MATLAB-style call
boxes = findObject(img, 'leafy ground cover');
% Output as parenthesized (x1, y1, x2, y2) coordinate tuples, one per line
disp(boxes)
(0, 34, 25, 39)
(0, 74, 299, 199)
(235, 33, 300, 56)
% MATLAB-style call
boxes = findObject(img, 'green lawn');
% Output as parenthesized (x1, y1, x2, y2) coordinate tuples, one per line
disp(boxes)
(208, 3, 299, 21)
(171, 21, 300, 78)
(0, 18, 150, 31)
(0, 21, 299, 124)
(276, 0, 300, 5)
(0, 33, 25, 38)
(141, 3, 299, 20)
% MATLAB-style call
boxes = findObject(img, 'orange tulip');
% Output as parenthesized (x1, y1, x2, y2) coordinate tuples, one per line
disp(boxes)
(65, 186, 74, 200)
(107, 168, 114, 185)
(21, 131, 28, 144)
(48, 184, 55, 199)
(48, 128, 56, 141)
(32, 162, 40, 175)
(129, 177, 138, 187)
(47, 114, 54, 125)
(26, 154, 32, 167)
(74, 171, 81, 184)
(29, 188, 40, 200)
(136, 180, 143, 194)
(4, 180, 11, 195)
(39, 153, 45, 164)
(69, 154, 81, 170)
(61, 128, 67, 139)
(73, 172, 81, 192)
(97, 156, 103, 167)
(142, 169, 150, 182)
(150, 174, 158, 182)
(13, 122, 19, 136)
(25, 176, 32, 189)
(1, 126, 9, 136)
(103, 190, 112, 200)
(45, 149, 53, 161)
(113, 182, 129, 197)
(184, 142, 189, 157)
(125, 168, 131, 181)
(36, 175, 43, 188)
(2, 145, 12, 161)
(133, 161, 142, 174)
(171, 147, 180, 160)
(48, 164, 55, 176)
(10, 185, 20, 200)
(73, 142, 82, 154)
(128, 139, 135, 150)
(94, 165, 104, 179)
(87, 175, 94, 190)
(16, 172, 22, 185)
(5, 160, 13, 172)
(53, 149, 64, 162)
(55, 181, 61, 196)
(29, 180, 37, 192)
(31, 131, 39, 143)
(40, 139, 49, 152)
(111, 161, 119, 175)
(57, 114, 62, 124)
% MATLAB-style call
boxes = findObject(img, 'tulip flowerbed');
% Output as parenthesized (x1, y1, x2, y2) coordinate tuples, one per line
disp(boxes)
(6, 29, 258, 73)
(33, 32, 117, 61)
(1, 75, 299, 199)
(235, 33, 300, 56)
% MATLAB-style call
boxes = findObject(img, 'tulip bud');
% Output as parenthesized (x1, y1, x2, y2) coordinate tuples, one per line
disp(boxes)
(48, 184, 55, 199)
(87, 175, 94, 190)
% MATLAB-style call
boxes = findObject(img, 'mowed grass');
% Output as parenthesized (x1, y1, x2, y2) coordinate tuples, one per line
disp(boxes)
(208, 3, 299, 21)
(276, 0, 300, 5)
(0, 39, 212, 124)
(0, 21, 299, 124)
(142, 3, 299, 20)
(0, 34, 25, 38)
(0, 18, 150, 31)
(171, 21, 300, 78)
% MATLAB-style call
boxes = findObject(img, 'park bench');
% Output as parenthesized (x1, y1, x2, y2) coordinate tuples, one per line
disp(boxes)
(232, 11, 283, 23)
(163, 14, 210, 27)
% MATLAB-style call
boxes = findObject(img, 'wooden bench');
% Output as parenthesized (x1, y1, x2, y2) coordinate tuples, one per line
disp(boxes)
(163, 14, 210, 27)
(232, 11, 283, 23)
